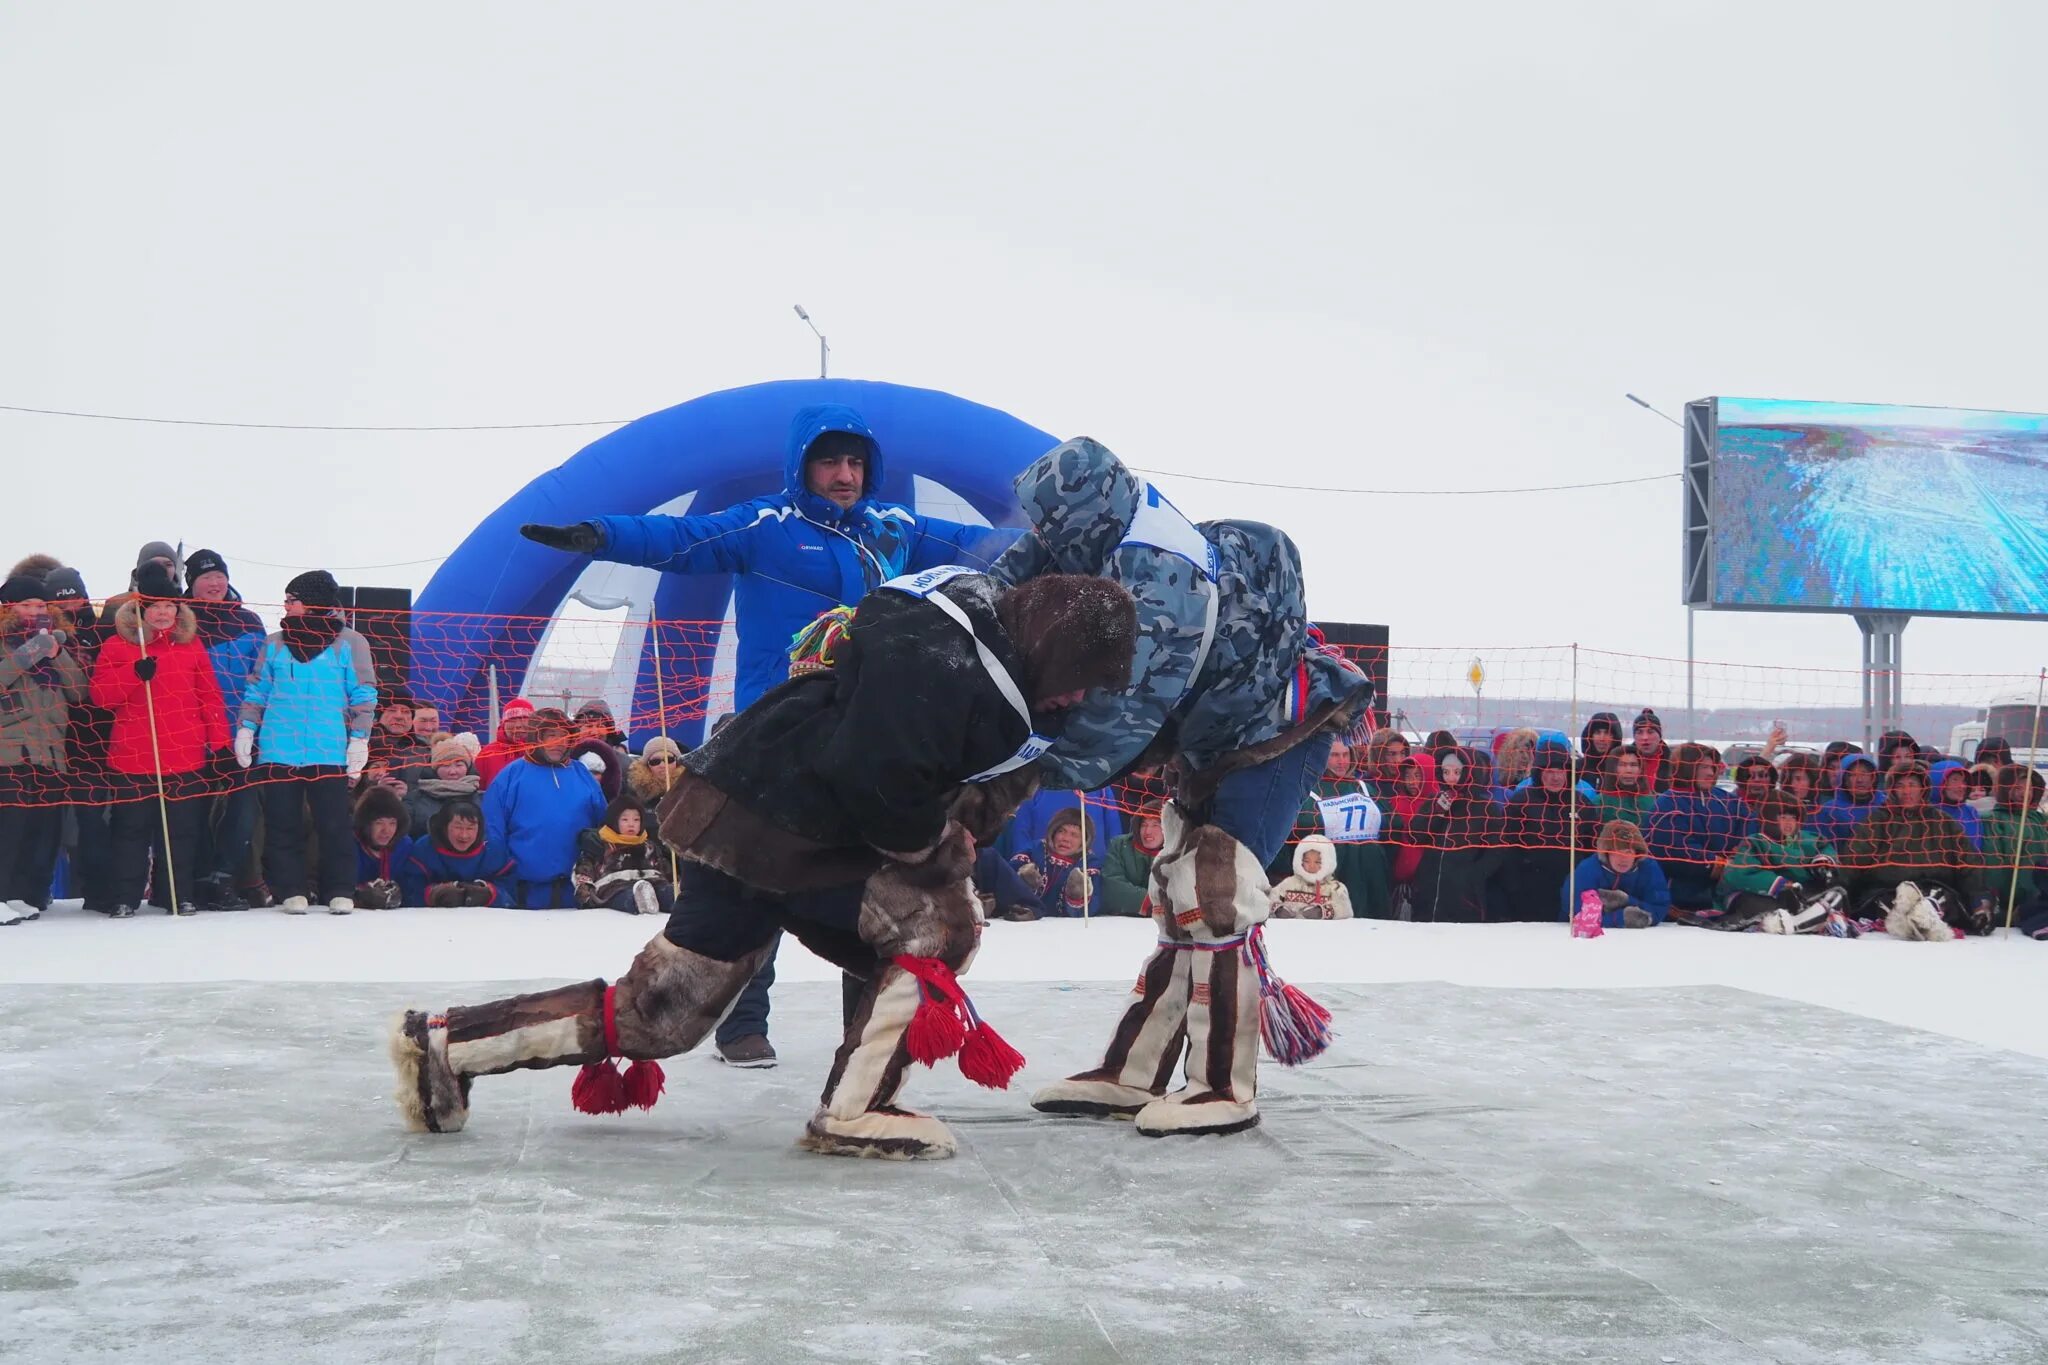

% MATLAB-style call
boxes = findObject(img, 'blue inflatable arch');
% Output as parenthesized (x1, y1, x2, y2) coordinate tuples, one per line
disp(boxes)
(413, 378, 1055, 744)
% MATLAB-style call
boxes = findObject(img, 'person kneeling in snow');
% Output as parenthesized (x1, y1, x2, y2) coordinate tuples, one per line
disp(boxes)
(353, 786, 416, 910)
(401, 799, 514, 907)
(1267, 834, 1354, 920)
(389, 568, 1137, 1161)
(1559, 820, 1671, 929)
(574, 797, 674, 915)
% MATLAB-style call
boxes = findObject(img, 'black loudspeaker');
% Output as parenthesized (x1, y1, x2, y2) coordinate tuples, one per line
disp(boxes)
(1313, 621, 1389, 732)
(342, 586, 413, 701)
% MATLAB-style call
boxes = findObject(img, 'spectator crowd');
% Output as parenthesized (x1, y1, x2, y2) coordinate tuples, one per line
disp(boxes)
(1, 546, 2043, 942)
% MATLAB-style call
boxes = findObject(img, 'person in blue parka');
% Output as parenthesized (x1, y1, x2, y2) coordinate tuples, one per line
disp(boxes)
(480, 708, 607, 910)
(516, 404, 1019, 1063)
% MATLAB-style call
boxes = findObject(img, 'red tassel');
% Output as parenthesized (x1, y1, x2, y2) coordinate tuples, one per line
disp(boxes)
(905, 987, 968, 1065)
(621, 1058, 666, 1110)
(957, 1022, 1025, 1090)
(571, 1059, 629, 1114)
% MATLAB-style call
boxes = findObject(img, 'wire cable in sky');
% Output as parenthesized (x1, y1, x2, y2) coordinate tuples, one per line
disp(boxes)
(2, 401, 1671, 496)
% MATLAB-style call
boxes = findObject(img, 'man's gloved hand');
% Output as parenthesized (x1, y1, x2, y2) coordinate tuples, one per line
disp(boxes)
(132, 655, 159, 683)
(520, 522, 604, 555)
(234, 728, 256, 769)
(345, 736, 370, 778)
(9, 632, 60, 669)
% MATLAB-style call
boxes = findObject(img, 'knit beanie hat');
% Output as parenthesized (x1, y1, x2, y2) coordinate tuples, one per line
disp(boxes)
(0, 574, 49, 604)
(183, 548, 230, 584)
(501, 697, 535, 721)
(641, 735, 683, 762)
(135, 561, 181, 602)
(285, 569, 341, 610)
(135, 541, 181, 572)
(1632, 708, 1662, 735)
(453, 731, 482, 759)
(995, 574, 1139, 705)
(42, 567, 87, 605)
(429, 738, 470, 768)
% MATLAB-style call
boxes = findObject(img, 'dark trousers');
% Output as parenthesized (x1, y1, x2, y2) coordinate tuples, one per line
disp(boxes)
(109, 794, 206, 908)
(70, 802, 117, 907)
(717, 946, 779, 1045)
(0, 767, 62, 904)
(205, 784, 260, 884)
(664, 862, 872, 980)
(261, 769, 356, 903)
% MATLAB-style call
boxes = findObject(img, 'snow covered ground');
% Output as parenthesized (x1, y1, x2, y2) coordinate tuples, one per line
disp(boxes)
(4, 907, 2046, 1363)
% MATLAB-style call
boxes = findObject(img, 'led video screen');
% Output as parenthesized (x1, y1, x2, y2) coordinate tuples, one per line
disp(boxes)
(1702, 396, 2048, 619)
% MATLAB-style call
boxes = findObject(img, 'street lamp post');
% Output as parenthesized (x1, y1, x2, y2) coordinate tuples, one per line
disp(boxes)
(793, 305, 828, 379)
(1625, 393, 1695, 740)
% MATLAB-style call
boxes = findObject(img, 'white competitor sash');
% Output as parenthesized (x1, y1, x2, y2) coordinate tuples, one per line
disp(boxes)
(878, 565, 1053, 782)
(1120, 482, 1222, 686)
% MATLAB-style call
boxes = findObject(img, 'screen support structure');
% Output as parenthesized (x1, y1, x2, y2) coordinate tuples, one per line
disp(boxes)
(1855, 613, 1910, 750)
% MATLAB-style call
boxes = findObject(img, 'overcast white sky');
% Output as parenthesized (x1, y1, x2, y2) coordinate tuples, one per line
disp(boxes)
(5, 2, 2045, 706)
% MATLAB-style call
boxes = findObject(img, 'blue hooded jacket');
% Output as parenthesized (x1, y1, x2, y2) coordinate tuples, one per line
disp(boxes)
(1812, 753, 1885, 849)
(1560, 852, 1673, 926)
(480, 756, 607, 904)
(402, 820, 517, 906)
(1928, 759, 1985, 849)
(587, 404, 1017, 708)
(1645, 785, 1747, 880)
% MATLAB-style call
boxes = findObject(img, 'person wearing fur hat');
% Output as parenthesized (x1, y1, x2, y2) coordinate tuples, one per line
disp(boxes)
(987, 439, 1372, 1137)
(182, 549, 269, 909)
(237, 569, 380, 914)
(352, 785, 416, 910)
(0, 573, 91, 924)
(1560, 820, 1672, 928)
(480, 707, 607, 909)
(1268, 834, 1355, 919)
(9, 556, 115, 915)
(89, 563, 230, 915)
(573, 796, 674, 915)
(403, 737, 481, 837)
(401, 799, 515, 907)
(390, 567, 1137, 1161)
(475, 697, 536, 788)
(625, 735, 686, 808)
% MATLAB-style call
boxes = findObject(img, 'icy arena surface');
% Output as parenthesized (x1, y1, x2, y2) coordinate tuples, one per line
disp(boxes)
(5, 911, 2048, 1364)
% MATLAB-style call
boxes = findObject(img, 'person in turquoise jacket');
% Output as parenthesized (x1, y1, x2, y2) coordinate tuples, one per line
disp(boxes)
(1560, 819, 1672, 927)
(235, 569, 379, 913)
(480, 708, 607, 909)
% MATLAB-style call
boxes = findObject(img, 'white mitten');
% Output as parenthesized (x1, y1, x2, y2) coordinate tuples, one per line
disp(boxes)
(345, 737, 369, 778)
(234, 728, 256, 769)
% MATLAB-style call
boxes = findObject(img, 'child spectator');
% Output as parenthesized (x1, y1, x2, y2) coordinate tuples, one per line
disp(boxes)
(370, 691, 425, 768)
(404, 737, 480, 836)
(1595, 750, 1657, 831)
(0, 573, 90, 924)
(1811, 752, 1884, 848)
(90, 564, 230, 916)
(997, 788, 1121, 863)
(481, 707, 606, 908)
(237, 568, 379, 915)
(476, 697, 536, 787)
(1268, 738, 1394, 918)
(402, 799, 515, 907)
(352, 785, 415, 909)
(626, 735, 685, 807)
(1928, 759, 1985, 849)
(1711, 793, 1843, 931)
(183, 549, 267, 910)
(1559, 819, 1671, 928)
(1845, 762, 1992, 935)
(1011, 806, 1102, 917)
(1410, 746, 1502, 921)
(1645, 742, 1746, 913)
(1097, 800, 1164, 917)
(1269, 834, 1355, 919)
(572, 795, 673, 915)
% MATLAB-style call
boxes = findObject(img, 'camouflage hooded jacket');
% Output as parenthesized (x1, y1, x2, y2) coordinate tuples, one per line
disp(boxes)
(989, 438, 1369, 791)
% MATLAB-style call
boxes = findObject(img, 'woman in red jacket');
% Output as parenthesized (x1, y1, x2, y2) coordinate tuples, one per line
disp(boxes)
(90, 564, 229, 915)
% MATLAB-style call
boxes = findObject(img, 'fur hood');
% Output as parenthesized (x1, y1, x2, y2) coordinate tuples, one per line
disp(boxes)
(9, 553, 64, 582)
(626, 755, 679, 805)
(1292, 834, 1337, 883)
(113, 598, 198, 647)
(354, 784, 407, 842)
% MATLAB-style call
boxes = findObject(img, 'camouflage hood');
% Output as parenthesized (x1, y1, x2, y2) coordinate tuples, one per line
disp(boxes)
(1011, 438, 1143, 573)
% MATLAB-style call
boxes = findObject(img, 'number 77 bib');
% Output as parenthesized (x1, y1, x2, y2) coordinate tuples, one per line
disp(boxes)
(1316, 791, 1382, 843)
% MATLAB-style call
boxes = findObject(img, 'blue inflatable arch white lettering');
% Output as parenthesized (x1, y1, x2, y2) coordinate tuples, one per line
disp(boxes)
(412, 378, 1053, 744)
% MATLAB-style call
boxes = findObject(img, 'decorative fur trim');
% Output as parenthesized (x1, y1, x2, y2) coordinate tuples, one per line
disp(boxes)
(797, 1105, 957, 1161)
(112, 597, 198, 646)
(1134, 1092, 1260, 1137)
(388, 1010, 470, 1134)
(9, 553, 64, 582)
(1029, 1076, 1156, 1119)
